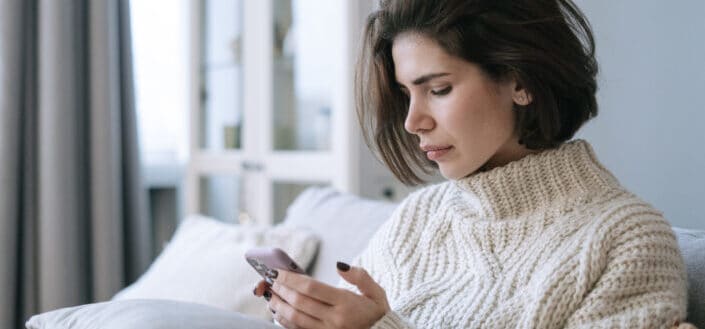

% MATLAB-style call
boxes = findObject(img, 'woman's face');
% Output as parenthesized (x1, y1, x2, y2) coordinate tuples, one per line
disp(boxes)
(392, 33, 534, 180)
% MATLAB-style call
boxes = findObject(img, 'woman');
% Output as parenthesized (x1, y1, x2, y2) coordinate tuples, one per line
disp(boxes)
(255, 0, 690, 328)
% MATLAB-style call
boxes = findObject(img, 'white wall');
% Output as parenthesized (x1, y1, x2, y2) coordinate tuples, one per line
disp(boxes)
(573, 1, 705, 229)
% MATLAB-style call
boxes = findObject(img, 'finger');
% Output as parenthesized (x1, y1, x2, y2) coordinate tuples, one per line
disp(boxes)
(275, 270, 342, 304)
(253, 280, 270, 297)
(269, 292, 324, 329)
(337, 262, 388, 308)
(271, 279, 332, 318)
(274, 314, 304, 329)
(273, 315, 298, 329)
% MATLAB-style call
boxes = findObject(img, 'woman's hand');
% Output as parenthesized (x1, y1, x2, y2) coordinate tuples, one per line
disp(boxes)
(253, 262, 390, 329)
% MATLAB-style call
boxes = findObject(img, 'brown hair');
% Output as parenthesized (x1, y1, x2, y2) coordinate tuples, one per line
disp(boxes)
(355, 0, 599, 185)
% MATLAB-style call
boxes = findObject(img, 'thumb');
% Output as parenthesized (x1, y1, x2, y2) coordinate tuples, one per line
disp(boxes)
(337, 262, 388, 306)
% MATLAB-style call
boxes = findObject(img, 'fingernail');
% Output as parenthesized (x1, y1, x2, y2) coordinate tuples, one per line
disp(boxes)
(269, 307, 276, 314)
(263, 290, 272, 301)
(253, 287, 257, 296)
(271, 269, 278, 279)
(336, 261, 351, 272)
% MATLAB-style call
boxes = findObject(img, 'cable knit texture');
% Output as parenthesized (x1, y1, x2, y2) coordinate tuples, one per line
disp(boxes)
(342, 140, 688, 329)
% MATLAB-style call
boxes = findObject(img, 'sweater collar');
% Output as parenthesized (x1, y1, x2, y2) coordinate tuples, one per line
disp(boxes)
(451, 139, 621, 221)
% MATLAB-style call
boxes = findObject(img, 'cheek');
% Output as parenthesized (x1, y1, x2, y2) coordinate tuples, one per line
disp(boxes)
(473, 91, 515, 133)
(443, 95, 516, 155)
(442, 96, 493, 135)
(493, 99, 517, 133)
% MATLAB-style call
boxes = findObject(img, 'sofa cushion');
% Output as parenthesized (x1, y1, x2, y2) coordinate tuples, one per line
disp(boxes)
(25, 299, 280, 329)
(673, 227, 705, 328)
(281, 187, 397, 285)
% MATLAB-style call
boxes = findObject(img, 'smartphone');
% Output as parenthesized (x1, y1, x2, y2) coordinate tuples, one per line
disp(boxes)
(245, 247, 306, 284)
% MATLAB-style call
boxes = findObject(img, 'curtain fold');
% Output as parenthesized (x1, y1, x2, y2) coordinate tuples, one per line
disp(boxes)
(0, 0, 151, 327)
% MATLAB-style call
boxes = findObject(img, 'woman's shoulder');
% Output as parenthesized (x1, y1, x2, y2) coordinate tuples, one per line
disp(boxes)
(581, 189, 676, 245)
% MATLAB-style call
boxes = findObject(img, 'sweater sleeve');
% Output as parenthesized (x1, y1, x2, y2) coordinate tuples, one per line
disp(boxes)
(370, 311, 416, 329)
(563, 211, 688, 329)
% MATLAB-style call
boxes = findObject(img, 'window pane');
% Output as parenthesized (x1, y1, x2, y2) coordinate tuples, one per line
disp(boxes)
(272, 181, 328, 224)
(131, 0, 189, 163)
(200, 0, 244, 150)
(272, 0, 342, 151)
(199, 174, 243, 223)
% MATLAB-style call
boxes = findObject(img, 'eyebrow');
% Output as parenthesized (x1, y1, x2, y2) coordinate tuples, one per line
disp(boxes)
(399, 72, 451, 87)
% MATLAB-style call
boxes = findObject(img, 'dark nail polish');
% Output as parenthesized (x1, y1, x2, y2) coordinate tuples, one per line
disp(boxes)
(253, 287, 257, 296)
(336, 261, 351, 272)
(269, 308, 276, 314)
(271, 269, 278, 279)
(263, 290, 272, 301)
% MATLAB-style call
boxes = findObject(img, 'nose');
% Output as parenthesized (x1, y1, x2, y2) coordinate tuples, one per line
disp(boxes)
(404, 99, 434, 134)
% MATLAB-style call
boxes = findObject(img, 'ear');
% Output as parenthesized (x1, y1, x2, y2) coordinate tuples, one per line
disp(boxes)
(511, 80, 532, 106)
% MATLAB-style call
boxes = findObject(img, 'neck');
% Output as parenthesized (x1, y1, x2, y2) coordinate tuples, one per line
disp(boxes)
(479, 137, 541, 172)
(452, 139, 622, 220)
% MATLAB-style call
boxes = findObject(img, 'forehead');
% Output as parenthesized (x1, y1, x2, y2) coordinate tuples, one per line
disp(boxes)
(391, 33, 459, 82)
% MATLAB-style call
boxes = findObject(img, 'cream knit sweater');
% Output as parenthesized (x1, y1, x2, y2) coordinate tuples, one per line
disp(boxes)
(347, 140, 688, 329)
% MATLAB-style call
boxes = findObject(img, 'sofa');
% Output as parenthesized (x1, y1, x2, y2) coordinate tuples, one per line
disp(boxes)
(26, 187, 705, 328)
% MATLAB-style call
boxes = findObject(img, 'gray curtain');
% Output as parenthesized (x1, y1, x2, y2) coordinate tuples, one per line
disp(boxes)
(0, 0, 152, 328)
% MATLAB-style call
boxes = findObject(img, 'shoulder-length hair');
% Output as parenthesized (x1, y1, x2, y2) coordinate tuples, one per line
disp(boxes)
(355, 0, 598, 185)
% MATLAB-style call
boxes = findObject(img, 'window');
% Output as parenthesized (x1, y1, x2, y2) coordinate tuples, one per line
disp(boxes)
(131, 0, 189, 166)
(130, 0, 190, 251)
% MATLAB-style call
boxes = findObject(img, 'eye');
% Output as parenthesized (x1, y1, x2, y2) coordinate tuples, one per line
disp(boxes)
(430, 86, 452, 96)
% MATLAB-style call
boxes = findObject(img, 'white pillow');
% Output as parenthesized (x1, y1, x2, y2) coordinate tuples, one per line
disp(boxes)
(281, 187, 397, 285)
(112, 215, 319, 321)
(26, 299, 280, 329)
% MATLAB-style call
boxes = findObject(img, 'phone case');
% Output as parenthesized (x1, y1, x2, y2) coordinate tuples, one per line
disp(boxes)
(245, 247, 306, 284)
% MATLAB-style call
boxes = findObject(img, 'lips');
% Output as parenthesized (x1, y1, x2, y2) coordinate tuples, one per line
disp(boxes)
(421, 144, 453, 161)
(421, 145, 452, 152)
